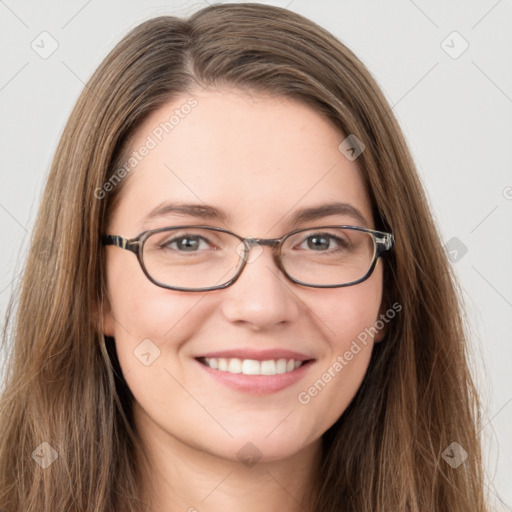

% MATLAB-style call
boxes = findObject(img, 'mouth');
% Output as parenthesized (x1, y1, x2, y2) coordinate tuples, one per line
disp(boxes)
(196, 356, 312, 376)
(194, 350, 315, 394)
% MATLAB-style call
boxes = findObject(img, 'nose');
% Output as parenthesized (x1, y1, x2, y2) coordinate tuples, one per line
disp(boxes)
(219, 243, 301, 331)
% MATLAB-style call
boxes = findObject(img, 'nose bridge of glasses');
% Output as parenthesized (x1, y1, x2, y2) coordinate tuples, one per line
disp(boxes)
(239, 237, 283, 269)
(243, 236, 281, 255)
(247, 237, 279, 247)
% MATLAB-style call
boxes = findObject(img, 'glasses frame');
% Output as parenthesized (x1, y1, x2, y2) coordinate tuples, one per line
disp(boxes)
(102, 225, 395, 292)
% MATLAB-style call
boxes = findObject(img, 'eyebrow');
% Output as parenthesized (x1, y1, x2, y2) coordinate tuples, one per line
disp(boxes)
(139, 201, 369, 229)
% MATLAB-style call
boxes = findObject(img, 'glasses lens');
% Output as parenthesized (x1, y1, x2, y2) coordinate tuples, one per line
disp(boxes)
(281, 227, 376, 286)
(142, 226, 377, 290)
(142, 228, 243, 289)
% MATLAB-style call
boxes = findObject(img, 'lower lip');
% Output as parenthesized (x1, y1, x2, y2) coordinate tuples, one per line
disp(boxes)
(195, 359, 314, 394)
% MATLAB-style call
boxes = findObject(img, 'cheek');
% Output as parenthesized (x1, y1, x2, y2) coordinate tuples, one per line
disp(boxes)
(296, 341, 373, 446)
(108, 284, 199, 348)
(296, 270, 383, 436)
(105, 248, 193, 339)
(105, 262, 212, 379)
(319, 265, 383, 346)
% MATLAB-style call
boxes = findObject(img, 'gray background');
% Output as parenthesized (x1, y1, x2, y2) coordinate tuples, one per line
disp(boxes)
(1, 0, 511, 509)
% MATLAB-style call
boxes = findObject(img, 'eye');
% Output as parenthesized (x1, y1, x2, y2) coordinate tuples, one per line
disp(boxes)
(297, 232, 350, 252)
(161, 234, 214, 252)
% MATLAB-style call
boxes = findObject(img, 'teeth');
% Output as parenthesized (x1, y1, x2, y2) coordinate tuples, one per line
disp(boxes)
(276, 359, 287, 374)
(242, 359, 260, 375)
(260, 360, 276, 375)
(228, 358, 242, 373)
(203, 357, 305, 376)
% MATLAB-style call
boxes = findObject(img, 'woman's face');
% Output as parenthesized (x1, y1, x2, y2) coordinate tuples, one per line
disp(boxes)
(103, 88, 385, 463)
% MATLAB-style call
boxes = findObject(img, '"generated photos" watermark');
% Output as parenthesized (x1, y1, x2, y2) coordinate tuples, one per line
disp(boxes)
(297, 301, 402, 405)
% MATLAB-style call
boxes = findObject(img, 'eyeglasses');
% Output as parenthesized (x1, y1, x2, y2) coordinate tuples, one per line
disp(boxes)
(102, 225, 394, 292)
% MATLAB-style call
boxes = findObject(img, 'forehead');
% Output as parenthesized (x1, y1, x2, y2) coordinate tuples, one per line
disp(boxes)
(108, 88, 374, 234)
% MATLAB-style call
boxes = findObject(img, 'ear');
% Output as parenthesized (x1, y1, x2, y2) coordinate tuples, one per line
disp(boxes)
(91, 295, 116, 338)
(373, 304, 389, 343)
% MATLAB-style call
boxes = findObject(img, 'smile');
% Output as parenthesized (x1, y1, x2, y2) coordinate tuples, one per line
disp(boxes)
(194, 349, 315, 394)
(200, 357, 304, 375)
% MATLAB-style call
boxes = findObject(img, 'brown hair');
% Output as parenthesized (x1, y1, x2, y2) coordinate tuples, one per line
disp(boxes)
(0, 3, 491, 511)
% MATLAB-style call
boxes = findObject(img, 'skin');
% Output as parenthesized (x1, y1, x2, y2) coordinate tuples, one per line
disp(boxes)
(102, 87, 385, 512)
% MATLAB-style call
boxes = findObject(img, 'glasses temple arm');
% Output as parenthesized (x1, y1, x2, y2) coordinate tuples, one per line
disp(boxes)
(102, 235, 139, 254)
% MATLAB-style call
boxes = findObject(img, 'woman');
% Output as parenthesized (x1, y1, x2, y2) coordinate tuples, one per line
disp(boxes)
(0, 3, 490, 511)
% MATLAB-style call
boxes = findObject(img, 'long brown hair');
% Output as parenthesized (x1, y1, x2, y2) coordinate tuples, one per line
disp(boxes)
(0, 3, 491, 511)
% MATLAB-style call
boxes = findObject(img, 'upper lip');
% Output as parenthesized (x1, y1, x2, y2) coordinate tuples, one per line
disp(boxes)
(196, 349, 314, 362)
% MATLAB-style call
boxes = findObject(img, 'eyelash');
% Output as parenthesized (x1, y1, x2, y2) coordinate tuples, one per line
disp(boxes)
(159, 232, 350, 252)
